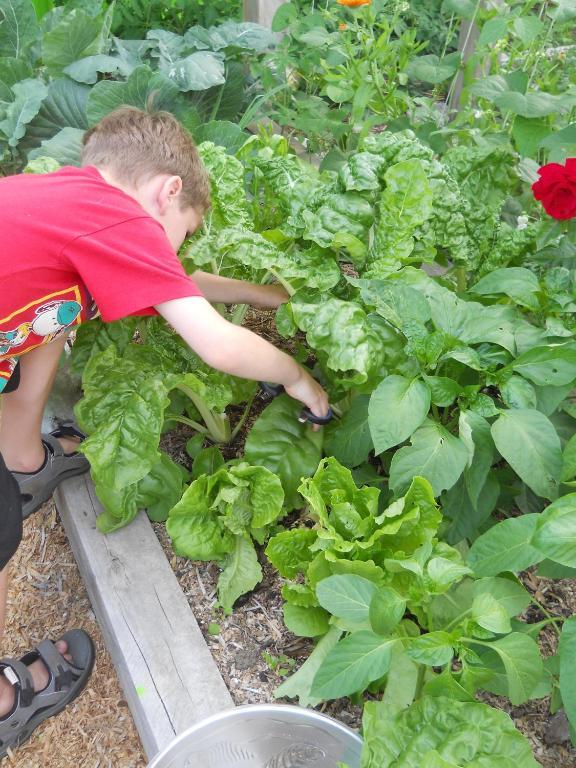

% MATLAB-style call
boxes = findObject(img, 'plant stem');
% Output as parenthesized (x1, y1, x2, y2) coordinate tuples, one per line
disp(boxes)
(164, 415, 208, 434)
(230, 391, 257, 441)
(414, 663, 427, 700)
(231, 303, 249, 325)
(456, 266, 467, 293)
(530, 595, 562, 637)
(176, 383, 231, 443)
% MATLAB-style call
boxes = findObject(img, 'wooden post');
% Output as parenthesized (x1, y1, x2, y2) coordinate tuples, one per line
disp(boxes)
(449, 18, 481, 113)
(243, 0, 285, 27)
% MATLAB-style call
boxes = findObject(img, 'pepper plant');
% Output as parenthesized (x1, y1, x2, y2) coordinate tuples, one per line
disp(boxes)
(266, 458, 576, 755)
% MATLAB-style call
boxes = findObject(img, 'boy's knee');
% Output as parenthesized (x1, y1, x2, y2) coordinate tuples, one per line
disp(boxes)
(0, 453, 22, 570)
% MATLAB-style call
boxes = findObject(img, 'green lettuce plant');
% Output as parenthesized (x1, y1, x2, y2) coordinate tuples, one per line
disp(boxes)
(166, 461, 285, 612)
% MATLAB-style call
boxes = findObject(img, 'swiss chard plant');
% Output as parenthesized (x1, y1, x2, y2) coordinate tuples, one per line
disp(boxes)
(73, 323, 255, 532)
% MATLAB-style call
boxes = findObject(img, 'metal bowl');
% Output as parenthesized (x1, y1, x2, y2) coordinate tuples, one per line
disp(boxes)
(147, 704, 363, 768)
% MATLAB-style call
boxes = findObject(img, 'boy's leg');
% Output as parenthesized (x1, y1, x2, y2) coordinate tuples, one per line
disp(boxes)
(0, 335, 79, 473)
(0, 450, 53, 719)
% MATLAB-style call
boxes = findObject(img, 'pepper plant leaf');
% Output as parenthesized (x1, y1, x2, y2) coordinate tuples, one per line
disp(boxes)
(390, 421, 468, 497)
(491, 409, 562, 499)
(369, 375, 431, 455)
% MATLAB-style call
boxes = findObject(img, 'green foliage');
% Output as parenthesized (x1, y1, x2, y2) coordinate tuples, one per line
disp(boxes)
(361, 696, 539, 767)
(5, 4, 576, 760)
(167, 461, 284, 612)
(0, 0, 274, 166)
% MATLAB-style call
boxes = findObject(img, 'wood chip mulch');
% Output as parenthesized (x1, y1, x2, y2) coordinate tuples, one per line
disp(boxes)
(3, 500, 146, 768)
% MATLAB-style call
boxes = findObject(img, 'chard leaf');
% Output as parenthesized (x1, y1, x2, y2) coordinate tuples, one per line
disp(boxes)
(339, 151, 385, 191)
(291, 298, 385, 388)
(196, 144, 252, 230)
(93, 481, 139, 533)
(390, 421, 468, 497)
(79, 376, 169, 490)
(244, 395, 323, 510)
(302, 192, 373, 253)
(324, 394, 373, 468)
(491, 409, 562, 499)
(137, 454, 187, 523)
(374, 158, 433, 261)
(217, 535, 262, 615)
(369, 375, 431, 455)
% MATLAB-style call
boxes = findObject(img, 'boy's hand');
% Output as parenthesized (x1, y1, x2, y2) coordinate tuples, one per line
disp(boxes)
(250, 284, 290, 309)
(284, 367, 330, 431)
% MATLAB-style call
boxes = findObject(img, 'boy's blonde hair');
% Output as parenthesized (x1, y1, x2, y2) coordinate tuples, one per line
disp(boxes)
(81, 106, 211, 211)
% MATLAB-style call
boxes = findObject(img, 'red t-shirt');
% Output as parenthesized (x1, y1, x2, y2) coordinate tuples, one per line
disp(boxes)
(0, 165, 202, 390)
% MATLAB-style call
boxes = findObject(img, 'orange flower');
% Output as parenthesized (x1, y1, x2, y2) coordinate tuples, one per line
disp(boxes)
(338, 22, 348, 29)
(337, 0, 371, 6)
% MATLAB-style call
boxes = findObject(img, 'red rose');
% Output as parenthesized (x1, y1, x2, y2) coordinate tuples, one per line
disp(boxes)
(532, 158, 576, 220)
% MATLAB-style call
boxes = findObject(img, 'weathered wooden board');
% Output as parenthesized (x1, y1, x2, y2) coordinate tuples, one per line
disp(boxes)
(55, 475, 233, 760)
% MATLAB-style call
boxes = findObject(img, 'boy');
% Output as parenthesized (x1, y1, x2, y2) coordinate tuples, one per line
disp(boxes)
(0, 107, 329, 755)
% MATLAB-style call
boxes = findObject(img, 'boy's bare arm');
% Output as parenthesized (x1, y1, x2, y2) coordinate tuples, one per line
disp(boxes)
(155, 296, 329, 419)
(189, 270, 288, 308)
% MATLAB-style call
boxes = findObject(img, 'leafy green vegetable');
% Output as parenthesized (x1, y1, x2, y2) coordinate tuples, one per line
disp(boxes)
(360, 696, 539, 767)
(167, 461, 284, 612)
(244, 395, 323, 509)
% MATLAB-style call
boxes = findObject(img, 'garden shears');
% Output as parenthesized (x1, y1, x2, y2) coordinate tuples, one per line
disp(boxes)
(259, 382, 335, 425)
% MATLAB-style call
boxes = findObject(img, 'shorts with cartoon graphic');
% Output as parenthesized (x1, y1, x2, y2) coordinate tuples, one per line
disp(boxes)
(0, 288, 83, 394)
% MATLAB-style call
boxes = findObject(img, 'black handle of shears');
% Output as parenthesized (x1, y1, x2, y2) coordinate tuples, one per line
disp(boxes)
(259, 382, 334, 425)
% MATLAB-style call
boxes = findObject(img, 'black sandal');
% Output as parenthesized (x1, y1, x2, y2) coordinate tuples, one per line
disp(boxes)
(0, 629, 95, 758)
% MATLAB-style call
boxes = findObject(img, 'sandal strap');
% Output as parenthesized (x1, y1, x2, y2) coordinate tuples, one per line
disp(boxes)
(42, 433, 65, 458)
(35, 640, 80, 691)
(50, 422, 86, 442)
(0, 659, 35, 708)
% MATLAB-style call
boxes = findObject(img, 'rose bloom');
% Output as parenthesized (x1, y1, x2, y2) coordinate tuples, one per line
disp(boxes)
(532, 158, 576, 220)
(337, 0, 371, 7)
(338, 22, 348, 29)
